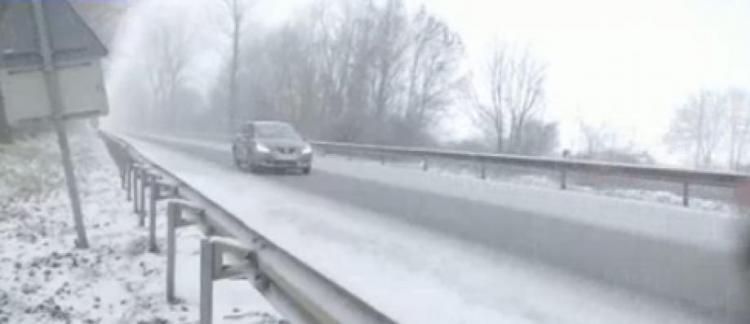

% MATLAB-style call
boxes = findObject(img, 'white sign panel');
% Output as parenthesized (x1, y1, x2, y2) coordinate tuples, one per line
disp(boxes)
(0, 60, 108, 125)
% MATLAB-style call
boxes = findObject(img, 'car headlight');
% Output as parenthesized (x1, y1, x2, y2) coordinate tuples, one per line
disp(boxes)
(256, 143, 271, 153)
(301, 145, 312, 155)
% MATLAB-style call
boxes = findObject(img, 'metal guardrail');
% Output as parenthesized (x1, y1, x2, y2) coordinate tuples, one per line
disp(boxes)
(311, 141, 750, 206)
(99, 131, 396, 324)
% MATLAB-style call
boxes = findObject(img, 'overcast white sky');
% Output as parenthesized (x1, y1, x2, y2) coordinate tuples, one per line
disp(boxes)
(414, 0, 750, 156)
(110, 0, 750, 161)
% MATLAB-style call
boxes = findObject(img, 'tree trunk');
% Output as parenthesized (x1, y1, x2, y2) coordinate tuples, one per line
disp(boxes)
(228, 22, 240, 130)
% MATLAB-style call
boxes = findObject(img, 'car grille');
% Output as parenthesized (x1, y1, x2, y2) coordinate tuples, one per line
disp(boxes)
(275, 147, 296, 154)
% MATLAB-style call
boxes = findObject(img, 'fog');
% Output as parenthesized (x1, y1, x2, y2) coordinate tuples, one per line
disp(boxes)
(2, 1, 750, 322)
(104, 0, 750, 168)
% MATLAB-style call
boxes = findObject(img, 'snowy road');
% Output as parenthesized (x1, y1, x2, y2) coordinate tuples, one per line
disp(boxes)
(119, 133, 746, 323)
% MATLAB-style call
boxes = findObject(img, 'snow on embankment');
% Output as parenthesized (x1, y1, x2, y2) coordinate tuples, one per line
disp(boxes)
(0, 128, 279, 324)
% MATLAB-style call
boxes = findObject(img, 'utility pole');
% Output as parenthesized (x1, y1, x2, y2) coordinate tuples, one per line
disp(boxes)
(31, 0, 89, 248)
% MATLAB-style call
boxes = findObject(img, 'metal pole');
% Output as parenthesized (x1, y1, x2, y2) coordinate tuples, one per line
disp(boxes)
(166, 204, 178, 303)
(200, 239, 215, 324)
(31, 0, 88, 248)
(149, 175, 159, 253)
(119, 155, 129, 190)
(422, 157, 429, 171)
(120, 167, 126, 189)
(139, 168, 147, 227)
(480, 162, 487, 180)
(133, 166, 140, 214)
(126, 164, 132, 201)
(682, 182, 690, 207)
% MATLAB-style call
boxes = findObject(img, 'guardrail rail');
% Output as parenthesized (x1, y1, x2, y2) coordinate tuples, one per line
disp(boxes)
(99, 131, 396, 324)
(311, 140, 750, 207)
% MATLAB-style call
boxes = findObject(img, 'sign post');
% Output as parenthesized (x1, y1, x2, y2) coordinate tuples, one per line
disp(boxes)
(31, 0, 89, 248)
(0, 0, 110, 249)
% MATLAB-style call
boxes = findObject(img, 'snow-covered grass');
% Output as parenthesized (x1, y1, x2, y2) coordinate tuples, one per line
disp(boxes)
(0, 127, 279, 324)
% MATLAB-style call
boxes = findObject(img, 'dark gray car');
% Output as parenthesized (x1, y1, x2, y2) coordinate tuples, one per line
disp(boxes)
(231, 121, 313, 174)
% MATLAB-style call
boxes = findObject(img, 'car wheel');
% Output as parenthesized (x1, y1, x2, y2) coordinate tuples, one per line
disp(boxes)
(302, 166, 311, 175)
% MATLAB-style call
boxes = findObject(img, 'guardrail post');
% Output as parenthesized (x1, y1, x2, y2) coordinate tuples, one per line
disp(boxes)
(560, 150, 570, 190)
(139, 168, 147, 227)
(166, 203, 179, 303)
(133, 166, 140, 213)
(126, 163, 133, 201)
(166, 200, 206, 304)
(200, 239, 215, 324)
(479, 162, 487, 180)
(682, 182, 690, 207)
(198, 238, 257, 324)
(148, 174, 159, 253)
(120, 163, 127, 190)
(380, 154, 386, 165)
(422, 156, 429, 171)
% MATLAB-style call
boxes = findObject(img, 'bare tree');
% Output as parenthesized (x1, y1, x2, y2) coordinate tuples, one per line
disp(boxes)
(397, 6, 465, 144)
(140, 15, 196, 129)
(665, 90, 727, 168)
(469, 44, 546, 153)
(468, 48, 509, 152)
(215, 0, 254, 131)
(727, 89, 750, 169)
(506, 48, 546, 153)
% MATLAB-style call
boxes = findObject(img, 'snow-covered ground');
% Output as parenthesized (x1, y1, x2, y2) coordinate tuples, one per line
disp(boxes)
(0, 128, 280, 324)
(119, 133, 732, 323)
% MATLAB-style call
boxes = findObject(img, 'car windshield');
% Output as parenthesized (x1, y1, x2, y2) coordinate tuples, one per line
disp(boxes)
(254, 123, 301, 141)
